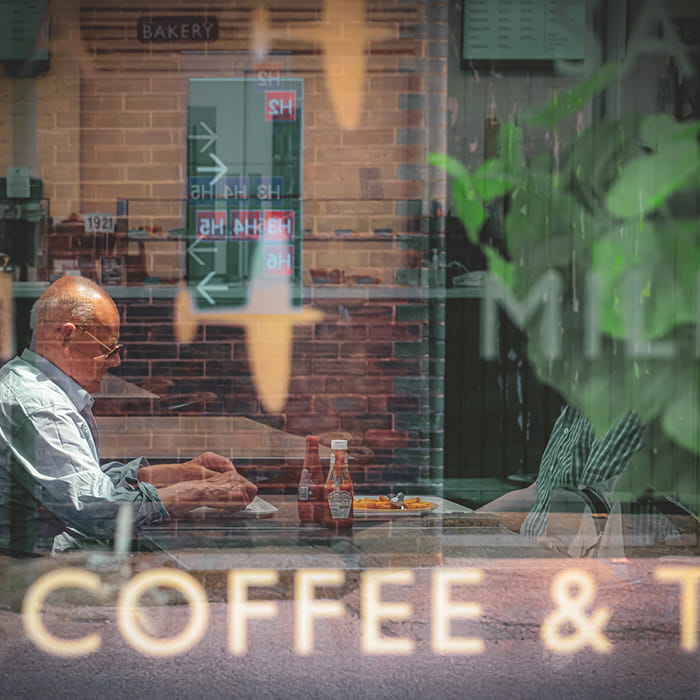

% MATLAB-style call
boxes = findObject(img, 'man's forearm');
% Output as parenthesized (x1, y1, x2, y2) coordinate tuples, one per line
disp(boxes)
(138, 462, 212, 487)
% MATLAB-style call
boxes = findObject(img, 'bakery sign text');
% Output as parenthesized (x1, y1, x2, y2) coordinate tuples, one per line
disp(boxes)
(137, 16, 219, 43)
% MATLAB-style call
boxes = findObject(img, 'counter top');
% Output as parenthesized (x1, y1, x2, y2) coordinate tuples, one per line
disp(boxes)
(135, 495, 564, 571)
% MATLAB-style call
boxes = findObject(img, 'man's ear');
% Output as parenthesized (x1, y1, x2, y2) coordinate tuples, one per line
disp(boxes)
(57, 322, 76, 348)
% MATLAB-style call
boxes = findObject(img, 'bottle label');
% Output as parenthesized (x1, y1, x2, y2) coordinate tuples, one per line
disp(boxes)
(327, 490, 352, 519)
(298, 486, 310, 501)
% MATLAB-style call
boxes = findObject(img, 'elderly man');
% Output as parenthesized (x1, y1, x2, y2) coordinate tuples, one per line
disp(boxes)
(0, 275, 256, 556)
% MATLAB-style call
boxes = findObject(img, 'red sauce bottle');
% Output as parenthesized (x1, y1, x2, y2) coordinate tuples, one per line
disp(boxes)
(322, 439, 353, 530)
(297, 435, 325, 524)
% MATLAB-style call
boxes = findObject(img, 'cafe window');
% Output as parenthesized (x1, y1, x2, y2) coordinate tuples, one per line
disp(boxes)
(0, 0, 699, 693)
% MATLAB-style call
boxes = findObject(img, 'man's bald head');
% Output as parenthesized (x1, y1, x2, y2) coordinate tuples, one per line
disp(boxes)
(31, 275, 118, 343)
(31, 276, 122, 392)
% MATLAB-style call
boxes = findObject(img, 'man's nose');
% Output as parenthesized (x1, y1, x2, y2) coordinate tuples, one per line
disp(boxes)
(107, 351, 121, 368)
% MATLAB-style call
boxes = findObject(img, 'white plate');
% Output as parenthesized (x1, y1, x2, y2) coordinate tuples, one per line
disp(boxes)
(188, 496, 278, 519)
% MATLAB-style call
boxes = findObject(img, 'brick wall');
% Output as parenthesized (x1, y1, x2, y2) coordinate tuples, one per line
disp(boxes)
(18, 0, 448, 489)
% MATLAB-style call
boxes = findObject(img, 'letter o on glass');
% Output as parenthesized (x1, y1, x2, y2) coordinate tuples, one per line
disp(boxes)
(117, 568, 209, 657)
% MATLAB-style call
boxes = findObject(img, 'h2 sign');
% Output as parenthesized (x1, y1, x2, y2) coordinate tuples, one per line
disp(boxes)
(187, 78, 303, 308)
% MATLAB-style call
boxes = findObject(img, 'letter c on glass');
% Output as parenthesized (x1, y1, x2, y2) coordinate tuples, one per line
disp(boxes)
(22, 568, 103, 657)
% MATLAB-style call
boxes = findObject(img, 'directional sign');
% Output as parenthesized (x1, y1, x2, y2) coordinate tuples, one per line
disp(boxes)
(187, 78, 303, 309)
(187, 121, 218, 152)
(196, 152, 228, 186)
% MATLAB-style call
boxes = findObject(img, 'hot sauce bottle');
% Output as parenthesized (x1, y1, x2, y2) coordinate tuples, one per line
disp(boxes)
(322, 439, 353, 530)
(297, 435, 325, 524)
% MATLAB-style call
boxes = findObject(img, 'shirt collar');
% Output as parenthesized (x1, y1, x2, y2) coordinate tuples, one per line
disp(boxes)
(21, 348, 95, 413)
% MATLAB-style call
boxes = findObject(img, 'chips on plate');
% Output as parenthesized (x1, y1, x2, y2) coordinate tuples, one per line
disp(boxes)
(353, 495, 436, 511)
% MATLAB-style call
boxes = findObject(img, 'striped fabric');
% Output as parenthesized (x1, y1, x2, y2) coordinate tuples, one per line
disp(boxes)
(520, 405, 645, 538)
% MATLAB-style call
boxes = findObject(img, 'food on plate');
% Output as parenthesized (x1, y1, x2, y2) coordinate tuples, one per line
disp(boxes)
(353, 495, 435, 511)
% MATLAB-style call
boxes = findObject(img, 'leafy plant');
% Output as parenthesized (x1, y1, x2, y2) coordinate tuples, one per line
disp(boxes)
(430, 63, 700, 507)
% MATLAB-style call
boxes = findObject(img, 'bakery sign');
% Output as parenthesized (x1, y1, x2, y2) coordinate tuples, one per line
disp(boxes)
(137, 16, 218, 43)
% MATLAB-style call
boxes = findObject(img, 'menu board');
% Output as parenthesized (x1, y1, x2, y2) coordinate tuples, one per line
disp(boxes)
(462, 0, 585, 62)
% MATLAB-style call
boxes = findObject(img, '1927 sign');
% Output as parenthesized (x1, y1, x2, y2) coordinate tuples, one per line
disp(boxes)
(137, 16, 218, 43)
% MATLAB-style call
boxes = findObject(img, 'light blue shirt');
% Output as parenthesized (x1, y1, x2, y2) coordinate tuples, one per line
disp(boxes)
(0, 349, 169, 555)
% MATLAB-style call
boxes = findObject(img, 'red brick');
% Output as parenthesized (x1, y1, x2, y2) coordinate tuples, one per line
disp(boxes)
(369, 324, 422, 340)
(287, 414, 342, 436)
(315, 396, 368, 414)
(367, 396, 389, 413)
(341, 415, 393, 432)
(365, 429, 413, 449)
(345, 304, 393, 323)
(288, 377, 328, 394)
(293, 341, 339, 358)
(341, 377, 393, 395)
(341, 129, 395, 146)
(340, 342, 392, 358)
(368, 358, 422, 375)
(315, 323, 367, 341)
(314, 359, 366, 376)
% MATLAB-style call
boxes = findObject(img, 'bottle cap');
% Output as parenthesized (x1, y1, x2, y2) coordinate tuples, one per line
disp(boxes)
(330, 439, 348, 450)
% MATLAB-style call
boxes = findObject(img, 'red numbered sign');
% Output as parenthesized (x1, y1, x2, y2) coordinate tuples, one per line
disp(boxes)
(264, 245, 294, 276)
(196, 210, 227, 240)
(263, 210, 295, 240)
(265, 91, 296, 122)
(230, 210, 262, 240)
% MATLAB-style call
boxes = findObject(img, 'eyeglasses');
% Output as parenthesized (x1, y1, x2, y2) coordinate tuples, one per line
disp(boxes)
(74, 325, 124, 360)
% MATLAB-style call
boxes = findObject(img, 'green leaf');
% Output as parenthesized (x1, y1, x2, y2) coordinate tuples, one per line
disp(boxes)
(497, 123, 525, 171)
(473, 160, 517, 201)
(592, 219, 699, 343)
(606, 140, 700, 218)
(639, 113, 685, 150)
(562, 115, 644, 201)
(427, 152, 471, 181)
(526, 62, 621, 129)
(483, 245, 515, 289)
(662, 384, 700, 456)
(504, 170, 598, 279)
(452, 179, 486, 244)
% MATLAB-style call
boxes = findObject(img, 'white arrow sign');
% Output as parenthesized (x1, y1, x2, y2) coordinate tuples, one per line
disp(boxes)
(187, 121, 218, 152)
(187, 238, 219, 266)
(196, 152, 228, 186)
(196, 270, 229, 305)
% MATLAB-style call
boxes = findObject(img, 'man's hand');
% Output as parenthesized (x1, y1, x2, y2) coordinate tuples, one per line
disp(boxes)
(188, 451, 235, 474)
(157, 470, 258, 520)
(139, 452, 236, 487)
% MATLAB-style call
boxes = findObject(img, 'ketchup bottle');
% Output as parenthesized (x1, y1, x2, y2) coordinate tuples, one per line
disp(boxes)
(297, 435, 324, 524)
(322, 439, 353, 530)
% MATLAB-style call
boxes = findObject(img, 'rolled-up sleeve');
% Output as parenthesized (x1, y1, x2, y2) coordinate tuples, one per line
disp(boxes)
(10, 409, 170, 541)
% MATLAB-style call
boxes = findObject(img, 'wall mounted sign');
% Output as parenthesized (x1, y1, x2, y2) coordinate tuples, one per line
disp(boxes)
(5, 167, 30, 199)
(137, 16, 218, 43)
(186, 78, 304, 310)
(0, 0, 48, 61)
(462, 0, 585, 65)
